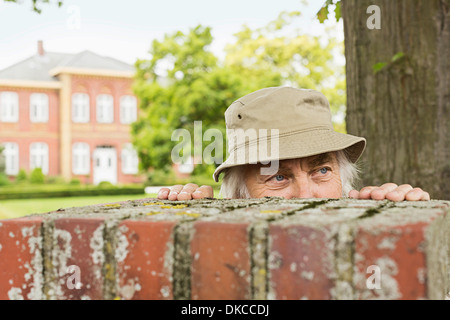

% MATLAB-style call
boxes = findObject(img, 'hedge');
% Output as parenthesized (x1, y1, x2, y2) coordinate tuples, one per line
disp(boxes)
(0, 184, 146, 200)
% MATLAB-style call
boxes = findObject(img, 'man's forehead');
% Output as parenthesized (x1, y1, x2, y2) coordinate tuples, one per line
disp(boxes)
(260, 152, 336, 169)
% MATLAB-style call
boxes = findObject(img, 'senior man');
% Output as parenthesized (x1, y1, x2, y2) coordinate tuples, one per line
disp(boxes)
(158, 87, 430, 202)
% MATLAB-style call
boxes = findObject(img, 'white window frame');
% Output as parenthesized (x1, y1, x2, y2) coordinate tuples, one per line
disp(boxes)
(0, 91, 19, 123)
(72, 93, 90, 123)
(96, 94, 114, 123)
(72, 142, 90, 175)
(2, 142, 19, 175)
(121, 143, 139, 174)
(30, 93, 49, 123)
(30, 142, 49, 175)
(120, 95, 137, 124)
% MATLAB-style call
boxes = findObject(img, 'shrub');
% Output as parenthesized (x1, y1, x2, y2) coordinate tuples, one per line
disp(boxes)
(16, 169, 28, 183)
(98, 181, 114, 188)
(46, 175, 67, 184)
(0, 145, 4, 173)
(0, 173, 10, 186)
(146, 169, 176, 186)
(69, 178, 81, 185)
(30, 168, 45, 184)
(0, 184, 145, 200)
(145, 168, 220, 189)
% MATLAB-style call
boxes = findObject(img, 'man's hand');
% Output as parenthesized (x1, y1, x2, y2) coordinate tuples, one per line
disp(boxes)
(157, 183, 214, 201)
(348, 183, 430, 201)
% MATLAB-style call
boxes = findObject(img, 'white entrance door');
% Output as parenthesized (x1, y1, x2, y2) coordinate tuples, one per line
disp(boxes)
(93, 147, 117, 185)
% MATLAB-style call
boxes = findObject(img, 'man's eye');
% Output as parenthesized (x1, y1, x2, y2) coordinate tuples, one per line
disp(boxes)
(273, 175, 286, 182)
(319, 167, 329, 174)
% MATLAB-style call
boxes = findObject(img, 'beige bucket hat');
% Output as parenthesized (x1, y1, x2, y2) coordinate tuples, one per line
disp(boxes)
(213, 87, 366, 182)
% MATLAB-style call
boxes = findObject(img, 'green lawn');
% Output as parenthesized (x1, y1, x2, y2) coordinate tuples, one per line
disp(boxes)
(0, 193, 156, 220)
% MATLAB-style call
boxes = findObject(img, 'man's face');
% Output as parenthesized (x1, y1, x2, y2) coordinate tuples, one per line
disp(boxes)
(244, 152, 342, 199)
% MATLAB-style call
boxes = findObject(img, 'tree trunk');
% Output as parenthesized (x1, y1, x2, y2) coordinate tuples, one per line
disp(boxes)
(342, 0, 450, 200)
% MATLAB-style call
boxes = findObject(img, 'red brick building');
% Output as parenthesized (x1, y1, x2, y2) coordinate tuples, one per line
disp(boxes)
(0, 41, 144, 185)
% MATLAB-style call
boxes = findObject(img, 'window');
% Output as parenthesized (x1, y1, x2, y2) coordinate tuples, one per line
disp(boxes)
(120, 95, 137, 124)
(30, 93, 49, 123)
(30, 142, 49, 175)
(0, 92, 19, 122)
(121, 143, 138, 174)
(72, 143, 90, 175)
(96, 94, 114, 123)
(72, 93, 90, 123)
(2, 143, 19, 175)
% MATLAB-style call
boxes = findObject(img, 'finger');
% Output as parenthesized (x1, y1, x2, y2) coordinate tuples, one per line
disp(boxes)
(421, 192, 431, 201)
(358, 186, 378, 199)
(192, 185, 214, 199)
(348, 189, 360, 199)
(370, 183, 398, 200)
(157, 187, 170, 199)
(405, 188, 430, 201)
(168, 185, 184, 201)
(177, 183, 199, 201)
(386, 184, 413, 202)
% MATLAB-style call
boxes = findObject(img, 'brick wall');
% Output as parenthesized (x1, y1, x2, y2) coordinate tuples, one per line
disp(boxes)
(70, 74, 139, 185)
(0, 76, 145, 185)
(0, 198, 448, 300)
(0, 86, 60, 176)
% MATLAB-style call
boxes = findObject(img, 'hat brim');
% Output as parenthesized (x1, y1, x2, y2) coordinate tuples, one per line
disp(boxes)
(213, 129, 366, 182)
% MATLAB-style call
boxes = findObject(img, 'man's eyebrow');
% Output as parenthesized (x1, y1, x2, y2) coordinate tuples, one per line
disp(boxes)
(258, 153, 334, 173)
(307, 153, 334, 168)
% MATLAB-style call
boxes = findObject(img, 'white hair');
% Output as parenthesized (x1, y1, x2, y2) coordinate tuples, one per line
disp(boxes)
(219, 150, 360, 199)
(335, 150, 360, 197)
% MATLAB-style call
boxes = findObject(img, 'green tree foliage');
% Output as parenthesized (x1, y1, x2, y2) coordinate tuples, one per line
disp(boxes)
(132, 26, 247, 173)
(3, 0, 63, 13)
(132, 12, 346, 177)
(225, 11, 346, 131)
(317, 0, 342, 23)
(226, 11, 334, 90)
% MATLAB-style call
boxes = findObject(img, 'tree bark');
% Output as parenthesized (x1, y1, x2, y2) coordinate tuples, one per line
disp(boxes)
(342, 0, 450, 200)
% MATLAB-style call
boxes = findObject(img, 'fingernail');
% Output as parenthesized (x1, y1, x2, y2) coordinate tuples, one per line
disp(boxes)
(161, 190, 168, 195)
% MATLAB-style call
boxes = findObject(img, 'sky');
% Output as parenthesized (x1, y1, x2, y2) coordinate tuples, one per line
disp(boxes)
(0, 0, 342, 70)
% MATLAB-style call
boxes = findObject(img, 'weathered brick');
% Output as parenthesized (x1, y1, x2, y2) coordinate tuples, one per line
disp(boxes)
(47, 217, 106, 300)
(190, 221, 252, 300)
(267, 203, 369, 300)
(0, 216, 44, 300)
(353, 205, 449, 300)
(212, 203, 315, 300)
(115, 219, 177, 300)
(269, 224, 335, 300)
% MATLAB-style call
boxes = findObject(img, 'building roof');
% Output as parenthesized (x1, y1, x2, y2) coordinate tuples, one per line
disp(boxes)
(57, 50, 134, 73)
(0, 48, 134, 82)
